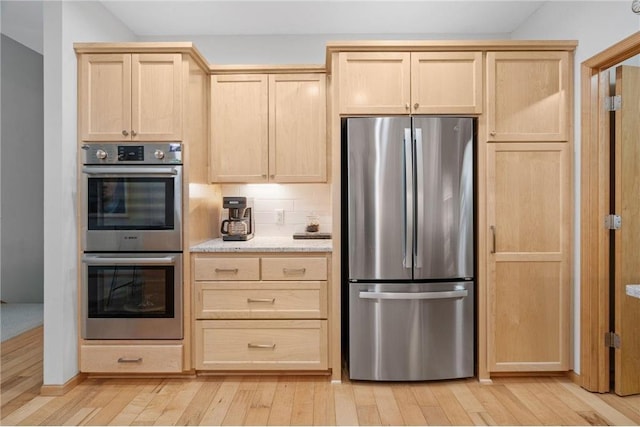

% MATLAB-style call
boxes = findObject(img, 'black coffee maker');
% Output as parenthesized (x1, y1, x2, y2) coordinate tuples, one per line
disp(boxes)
(220, 196, 255, 241)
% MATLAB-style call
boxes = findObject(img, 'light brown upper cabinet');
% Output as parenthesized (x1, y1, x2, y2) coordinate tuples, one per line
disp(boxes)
(486, 51, 569, 142)
(210, 73, 326, 183)
(338, 51, 482, 115)
(79, 53, 183, 141)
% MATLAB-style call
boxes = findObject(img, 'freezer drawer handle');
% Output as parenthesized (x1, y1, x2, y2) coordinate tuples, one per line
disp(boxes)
(247, 298, 276, 304)
(359, 290, 468, 300)
(248, 343, 276, 349)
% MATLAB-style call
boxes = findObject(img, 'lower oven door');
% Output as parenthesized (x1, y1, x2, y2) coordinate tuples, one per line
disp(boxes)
(82, 253, 183, 340)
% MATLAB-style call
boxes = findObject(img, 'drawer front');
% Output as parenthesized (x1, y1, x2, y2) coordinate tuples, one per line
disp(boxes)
(196, 320, 328, 370)
(194, 257, 259, 281)
(80, 344, 183, 373)
(196, 282, 327, 319)
(261, 257, 327, 281)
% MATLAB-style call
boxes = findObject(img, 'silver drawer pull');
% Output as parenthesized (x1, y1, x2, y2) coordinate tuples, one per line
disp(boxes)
(283, 268, 306, 275)
(215, 268, 239, 274)
(247, 298, 275, 303)
(117, 357, 143, 363)
(248, 343, 276, 349)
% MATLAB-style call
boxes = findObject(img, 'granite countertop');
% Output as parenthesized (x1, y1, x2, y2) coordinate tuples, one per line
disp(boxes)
(191, 236, 333, 253)
(626, 284, 640, 299)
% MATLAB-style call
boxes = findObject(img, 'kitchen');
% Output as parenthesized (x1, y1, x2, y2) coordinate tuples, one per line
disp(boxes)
(1, 0, 640, 424)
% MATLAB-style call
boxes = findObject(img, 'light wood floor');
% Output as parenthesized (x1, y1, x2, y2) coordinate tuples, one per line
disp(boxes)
(2, 328, 640, 426)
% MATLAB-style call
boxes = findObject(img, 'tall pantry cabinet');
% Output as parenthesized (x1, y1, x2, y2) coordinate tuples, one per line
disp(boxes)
(328, 41, 576, 381)
(483, 50, 572, 374)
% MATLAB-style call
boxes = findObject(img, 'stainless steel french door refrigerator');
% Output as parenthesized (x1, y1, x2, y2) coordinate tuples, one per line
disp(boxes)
(345, 116, 475, 381)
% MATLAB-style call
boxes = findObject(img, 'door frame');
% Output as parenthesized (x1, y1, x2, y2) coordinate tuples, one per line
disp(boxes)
(581, 31, 640, 392)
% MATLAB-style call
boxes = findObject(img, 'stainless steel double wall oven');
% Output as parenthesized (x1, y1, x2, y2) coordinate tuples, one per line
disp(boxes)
(81, 143, 183, 340)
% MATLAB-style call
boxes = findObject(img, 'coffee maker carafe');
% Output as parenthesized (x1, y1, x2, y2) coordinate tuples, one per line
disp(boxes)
(220, 197, 254, 241)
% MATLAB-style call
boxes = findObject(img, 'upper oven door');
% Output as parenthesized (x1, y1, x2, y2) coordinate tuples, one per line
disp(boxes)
(82, 165, 183, 252)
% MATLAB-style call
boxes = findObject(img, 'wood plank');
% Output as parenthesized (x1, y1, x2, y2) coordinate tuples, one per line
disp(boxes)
(199, 378, 241, 426)
(598, 393, 640, 424)
(431, 382, 475, 425)
(312, 377, 335, 426)
(556, 379, 636, 425)
(131, 380, 184, 426)
(290, 377, 314, 426)
(107, 380, 163, 426)
(391, 385, 428, 425)
(83, 381, 149, 426)
(465, 382, 520, 425)
(356, 404, 381, 425)
(504, 381, 569, 425)
(0, 395, 54, 426)
(244, 376, 278, 426)
(266, 377, 295, 426)
(420, 405, 452, 425)
(333, 382, 359, 426)
(154, 380, 203, 425)
(175, 378, 223, 426)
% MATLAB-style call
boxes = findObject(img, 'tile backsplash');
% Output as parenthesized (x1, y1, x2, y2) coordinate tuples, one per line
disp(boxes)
(220, 184, 332, 237)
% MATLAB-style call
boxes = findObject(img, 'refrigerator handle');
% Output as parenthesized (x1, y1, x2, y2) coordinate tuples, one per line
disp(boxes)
(414, 128, 424, 269)
(404, 128, 413, 269)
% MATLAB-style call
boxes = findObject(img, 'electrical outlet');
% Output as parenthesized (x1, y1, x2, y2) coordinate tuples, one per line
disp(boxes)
(275, 209, 285, 225)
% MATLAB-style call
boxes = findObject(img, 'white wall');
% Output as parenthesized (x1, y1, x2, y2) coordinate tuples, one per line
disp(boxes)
(512, 0, 640, 374)
(140, 33, 509, 64)
(42, 1, 136, 386)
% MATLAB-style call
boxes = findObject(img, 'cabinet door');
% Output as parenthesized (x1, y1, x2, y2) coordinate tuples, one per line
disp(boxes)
(210, 74, 268, 183)
(269, 74, 327, 182)
(338, 52, 411, 114)
(131, 53, 183, 141)
(79, 54, 132, 141)
(411, 52, 483, 114)
(487, 143, 571, 372)
(486, 52, 569, 141)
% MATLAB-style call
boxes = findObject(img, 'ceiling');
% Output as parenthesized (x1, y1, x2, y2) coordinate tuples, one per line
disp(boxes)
(98, 1, 547, 36)
(2, 0, 555, 55)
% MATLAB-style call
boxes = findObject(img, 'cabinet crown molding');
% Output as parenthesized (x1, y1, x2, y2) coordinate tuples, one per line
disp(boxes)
(325, 39, 578, 72)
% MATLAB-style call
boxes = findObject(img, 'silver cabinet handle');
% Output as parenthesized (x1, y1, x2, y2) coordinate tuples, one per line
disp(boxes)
(247, 298, 275, 303)
(283, 268, 306, 275)
(248, 343, 276, 349)
(117, 357, 142, 363)
(122, 130, 129, 136)
(490, 225, 496, 254)
(359, 290, 468, 300)
(215, 268, 239, 274)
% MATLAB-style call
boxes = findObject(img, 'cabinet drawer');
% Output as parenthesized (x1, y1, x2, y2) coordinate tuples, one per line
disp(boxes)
(261, 257, 327, 281)
(194, 257, 259, 281)
(195, 320, 327, 370)
(80, 344, 182, 373)
(196, 282, 327, 319)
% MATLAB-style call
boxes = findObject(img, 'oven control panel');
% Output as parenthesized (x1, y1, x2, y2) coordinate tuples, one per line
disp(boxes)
(82, 143, 182, 165)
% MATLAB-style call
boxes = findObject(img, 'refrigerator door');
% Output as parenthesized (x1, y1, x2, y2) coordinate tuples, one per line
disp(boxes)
(349, 281, 475, 381)
(347, 117, 413, 281)
(413, 117, 474, 280)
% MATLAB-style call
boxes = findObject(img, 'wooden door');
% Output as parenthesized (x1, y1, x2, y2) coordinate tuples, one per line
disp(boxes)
(486, 52, 569, 142)
(411, 52, 483, 114)
(338, 52, 410, 114)
(487, 142, 571, 372)
(613, 65, 640, 396)
(269, 74, 326, 182)
(210, 74, 268, 183)
(131, 53, 182, 141)
(79, 54, 132, 141)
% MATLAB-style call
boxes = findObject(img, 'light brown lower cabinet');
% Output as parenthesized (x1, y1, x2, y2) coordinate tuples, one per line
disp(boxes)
(80, 344, 183, 373)
(195, 320, 328, 370)
(192, 253, 330, 372)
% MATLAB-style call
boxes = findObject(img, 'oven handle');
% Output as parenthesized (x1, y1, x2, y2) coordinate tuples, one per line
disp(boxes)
(82, 255, 177, 266)
(82, 166, 179, 176)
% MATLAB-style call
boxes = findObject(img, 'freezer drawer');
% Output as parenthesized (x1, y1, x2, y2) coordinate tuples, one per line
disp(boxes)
(349, 281, 474, 381)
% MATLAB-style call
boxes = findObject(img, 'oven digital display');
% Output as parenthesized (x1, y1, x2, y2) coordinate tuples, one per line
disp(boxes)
(118, 145, 144, 161)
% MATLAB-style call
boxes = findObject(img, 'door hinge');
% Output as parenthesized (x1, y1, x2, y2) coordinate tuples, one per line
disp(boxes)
(605, 332, 621, 349)
(605, 95, 622, 111)
(605, 214, 622, 230)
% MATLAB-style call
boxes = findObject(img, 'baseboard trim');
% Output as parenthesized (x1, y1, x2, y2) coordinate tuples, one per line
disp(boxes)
(567, 370, 580, 385)
(40, 373, 86, 396)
